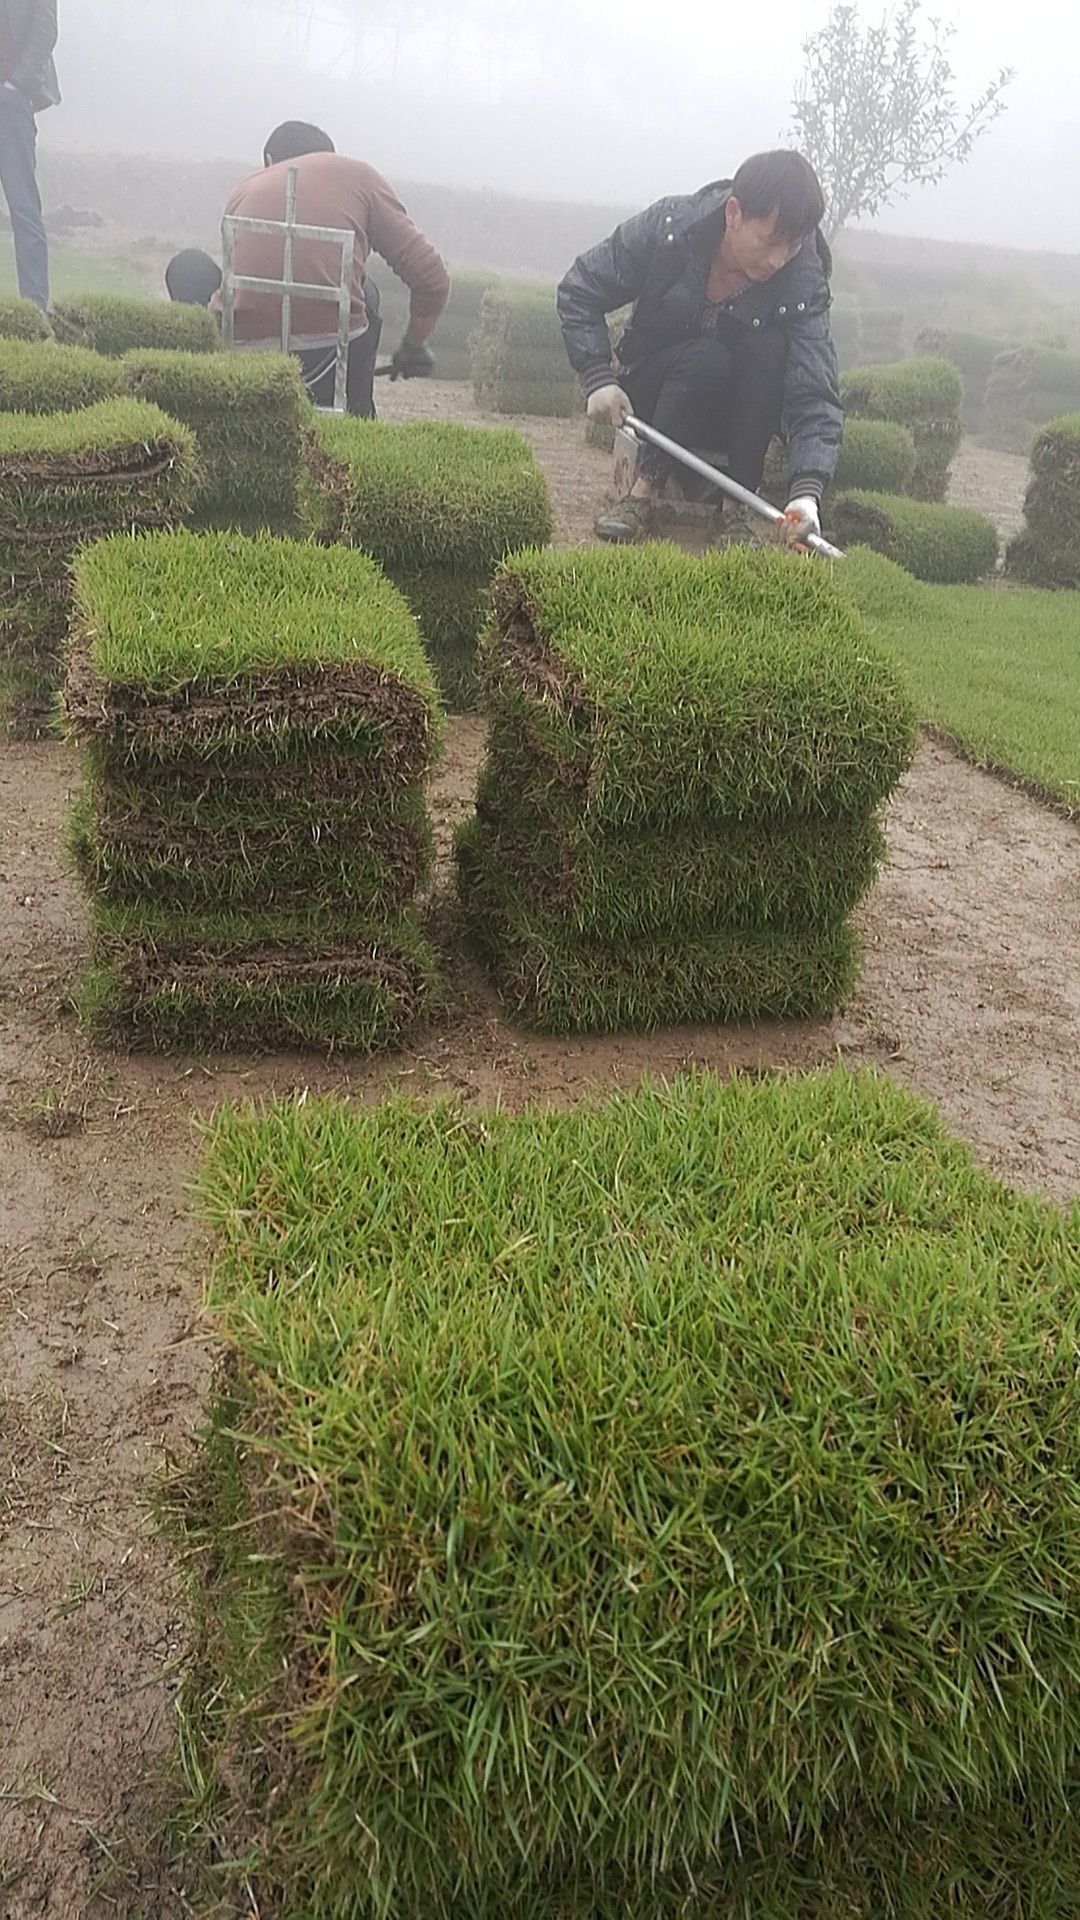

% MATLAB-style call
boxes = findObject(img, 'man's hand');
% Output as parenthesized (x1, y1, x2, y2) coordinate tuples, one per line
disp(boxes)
(586, 384, 632, 429)
(779, 496, 821, 550)
(391, 340, 436, 381)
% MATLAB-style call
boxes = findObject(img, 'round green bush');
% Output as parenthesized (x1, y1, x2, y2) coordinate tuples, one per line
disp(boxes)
(831, 489, 999, 583)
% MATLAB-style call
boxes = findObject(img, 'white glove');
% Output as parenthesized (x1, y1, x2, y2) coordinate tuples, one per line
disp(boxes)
(586, 383, 632, 428)
(780, 495, 821, 548)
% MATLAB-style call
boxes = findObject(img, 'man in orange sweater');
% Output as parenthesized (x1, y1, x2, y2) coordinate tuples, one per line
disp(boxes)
(220, 120, 451, 417)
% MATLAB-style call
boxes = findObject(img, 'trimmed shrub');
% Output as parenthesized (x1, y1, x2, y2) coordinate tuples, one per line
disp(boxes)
(122, 348, 309, 534)
(0, 337, 123, 414)
(832, 490, 1000, 584)
(64, 530, 442, 1051)
(171, 1066, 1080, 1918)
(841, 357, 962, 500)
(472, 284, 579, 417)
(52, 292, 221, 357)
(1005, 412, 1080, 587)
(308, 415, 553, 708)
(0, 296, 51, 342)
(0, 399, 198, 739)
(832, 418, 917, 495)
(458, 543, 914, 1030)
(982, 347, 1080, 456)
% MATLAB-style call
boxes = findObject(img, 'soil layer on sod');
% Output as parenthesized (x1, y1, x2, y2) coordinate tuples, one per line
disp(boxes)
(1004, 413, 1080, 588)
(65, 530, 442, 1051)
(52, 292, 221, 357)
(841, 357, 962, 501)
(169, 1067, 1080, 1919)
(831, 490, 1000, 583)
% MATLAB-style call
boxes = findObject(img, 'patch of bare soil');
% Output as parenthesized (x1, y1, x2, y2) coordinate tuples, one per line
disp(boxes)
(947, 439, 1030, 543)
(1, 392, 1076, 1918)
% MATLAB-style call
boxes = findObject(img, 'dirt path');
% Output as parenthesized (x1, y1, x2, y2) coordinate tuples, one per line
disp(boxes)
(1, 397, 1075, 1918)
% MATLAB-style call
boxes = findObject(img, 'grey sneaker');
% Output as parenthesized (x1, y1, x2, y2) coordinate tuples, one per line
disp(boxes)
(595, 494, 655, 544)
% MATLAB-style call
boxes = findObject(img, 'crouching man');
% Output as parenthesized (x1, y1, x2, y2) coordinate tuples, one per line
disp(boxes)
(558, 150, 842, 547)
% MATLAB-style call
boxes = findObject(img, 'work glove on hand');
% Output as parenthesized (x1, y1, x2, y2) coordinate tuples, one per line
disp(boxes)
(586, 383, 632, 428)
(391, 340, 436, 381)
(779, 495, 821, 550)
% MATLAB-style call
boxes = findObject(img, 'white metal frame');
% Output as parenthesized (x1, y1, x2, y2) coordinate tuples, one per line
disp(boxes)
(220, 166, 356, 414)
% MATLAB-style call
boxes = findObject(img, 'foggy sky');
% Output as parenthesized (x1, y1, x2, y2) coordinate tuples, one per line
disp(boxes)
(51, 0, 1078, 253)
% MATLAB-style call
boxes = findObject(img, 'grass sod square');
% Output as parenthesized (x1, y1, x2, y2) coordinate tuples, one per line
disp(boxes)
(52, 292, 221, 357)
(0, 337, 124, 415)
(456, 819, 857, 1028)
(482, 543, 916, 830)
(982, 348, 1080, 453)
(840, 357, 962, 500)
(81, 901, 439, 1053)
(63, 528, 443, 773)
(831, 491, 1000, 584)
(1005, 413, 1080, 587)
(167, 1068, 1080, 1917)
(122, 349, 310, 533)
(0, 295, 51, 342)
(70, 781, 433, 914)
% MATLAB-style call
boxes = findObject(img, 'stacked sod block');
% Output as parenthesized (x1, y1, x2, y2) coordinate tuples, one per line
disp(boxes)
(0, 399, 197, 738)
(1005, 413, 1080, 587)
(51, 292, 221, 357)
(914, 326, 1017, 433)
(0, 336, 124, 414)
(0, 296, 51, 342)
(472, 284, 578, 416)
(983, 346, 1080, 455)
(457, 544, 915, 1032)
(841, 356, 962, 501)
(762, 416, 918, 511)
(373, 268, 502, 381)
(63, 529, 442, 1052)
(832, 490, 999, 584)
(308, 415, 554, 709)
(121, 349, 309, 534)
(172, 1068, 1080, 1920)
(857, 304, 904, 363)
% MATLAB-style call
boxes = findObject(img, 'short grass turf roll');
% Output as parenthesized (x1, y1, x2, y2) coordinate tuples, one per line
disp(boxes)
(0, 337, 124, 414)
(483, 543, 916, 830)
(122, 348, 309, 533)
(831, 490, 1000, 584)
(472, 283, 579, 416)
(841, 356, 962, 500)
(981, 347, 1080, 455)
(52, 292, 221, 357)
(169, 1067, 1080, 1918)
(0, 295, 51, 342)
(832, 417, 917, 495)
(1004, 412, 1080, 587)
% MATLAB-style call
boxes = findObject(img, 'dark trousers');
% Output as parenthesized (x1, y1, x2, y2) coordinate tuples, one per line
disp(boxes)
(298, 280, 383, 418)
(0, 85, 47, 312)
(624, 328, 787, 492)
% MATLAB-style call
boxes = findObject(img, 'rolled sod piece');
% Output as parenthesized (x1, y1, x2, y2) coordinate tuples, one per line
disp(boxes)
(122, 348, 309, 533)
(71, 783, 433, 913)
(52, 292, 221, 357)
(0, 296, 51, 342)
(841, 357, 962, 500)
(832, 418, 916, 495)
(0, 586, 69, 739)
(81, 903, 438, 1052)
(465, 789, 885, 941)
(64, 528, 443, 773)
(176, 1067, 1080, 1905)
(484, 544, 916, 830)
(390, 567, 491, 710)
(0, 337, 124, 415)
(1003, 524, 1080, 590)
(831, 491, 1000, 584)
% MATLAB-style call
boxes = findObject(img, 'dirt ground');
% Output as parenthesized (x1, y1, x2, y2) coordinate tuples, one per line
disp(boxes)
(1, 396, 1076, 1919)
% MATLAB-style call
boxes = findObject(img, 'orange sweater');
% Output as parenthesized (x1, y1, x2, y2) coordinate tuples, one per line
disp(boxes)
(222, 152, 450, 349)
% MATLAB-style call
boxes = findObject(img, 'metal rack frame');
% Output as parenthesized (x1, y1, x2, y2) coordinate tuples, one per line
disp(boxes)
(220, 166, 356, 414)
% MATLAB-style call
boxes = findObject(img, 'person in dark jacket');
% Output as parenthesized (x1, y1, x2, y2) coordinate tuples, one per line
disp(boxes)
(0, 0, 59, 312)
(558, 150, 842, 545)
(165, 248, 223, 309)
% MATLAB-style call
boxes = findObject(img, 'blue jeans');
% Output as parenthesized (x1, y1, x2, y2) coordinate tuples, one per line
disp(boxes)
(0, 86, 47, 311)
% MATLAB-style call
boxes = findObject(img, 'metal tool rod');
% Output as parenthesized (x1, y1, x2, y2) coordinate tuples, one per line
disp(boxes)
(623, 415, 845, 561)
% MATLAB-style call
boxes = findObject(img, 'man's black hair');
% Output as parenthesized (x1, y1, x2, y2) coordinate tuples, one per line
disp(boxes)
(165, 248, 222, 308)
(730, 151, 826, 240)
(264, 121, 336, 166)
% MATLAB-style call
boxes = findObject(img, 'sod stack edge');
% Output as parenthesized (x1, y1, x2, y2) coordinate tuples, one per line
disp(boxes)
(63, 528, 443, 1052)
(0, 296, 51, 343)
(122, 349, 310, 534)
(52, 292, 221, 357)
(0, 336, 124, 414)
(983, 346, 1080, 456)
(832, 490, 1000, 584)
(458, 543, 915, 1032)
(170, 1067, 1080, 1920)
(0, 397, 198, 738)
(1005, 413, 1080, 587)
(472, 283, 579, 417)
(308, 415, 554, 709)
(841, 356, 963, 501)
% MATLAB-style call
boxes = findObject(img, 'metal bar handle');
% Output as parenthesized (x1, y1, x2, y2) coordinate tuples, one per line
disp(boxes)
(623, 415, 845, 561)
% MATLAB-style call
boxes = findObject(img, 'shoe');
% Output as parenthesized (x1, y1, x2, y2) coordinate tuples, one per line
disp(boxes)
(595, 494, 655, 544)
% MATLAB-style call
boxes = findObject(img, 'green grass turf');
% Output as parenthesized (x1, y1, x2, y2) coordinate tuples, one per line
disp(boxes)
(310, 416, 554, 571)
(166, 1067, 1080, 1917)
(71, 783, 433, 913)
(81, 903, 439, 1053)
(0, 337, 124, 414)
(841, 356, 962, 424)
(484, 544, 916, 829)
(467, 782, 885, 939)
(832, 418, 917, 495)
(831, 491, 1000, 584)
(0, 295, 50, 342)
(836, 547, 1080, 813)
(457, 821, 857, 1028)
(1008, 414, 1080, 583)
(52, 291, 221, 357)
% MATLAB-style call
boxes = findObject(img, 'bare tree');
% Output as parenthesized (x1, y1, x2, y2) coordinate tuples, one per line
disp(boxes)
(792, 2, 1014, 241)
